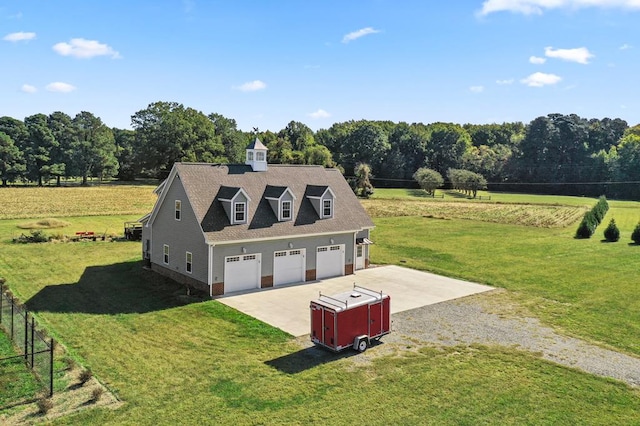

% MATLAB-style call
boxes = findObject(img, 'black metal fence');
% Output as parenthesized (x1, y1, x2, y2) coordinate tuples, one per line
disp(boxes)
(0, 289, 54, 398)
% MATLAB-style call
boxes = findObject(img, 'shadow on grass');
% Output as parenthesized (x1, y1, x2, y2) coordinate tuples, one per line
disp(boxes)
(25, 261, 205, 315)
(265, 340, 383, 374)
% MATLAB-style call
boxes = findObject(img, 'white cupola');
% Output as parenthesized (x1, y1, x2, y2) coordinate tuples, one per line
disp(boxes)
(245, 137, 268, 172)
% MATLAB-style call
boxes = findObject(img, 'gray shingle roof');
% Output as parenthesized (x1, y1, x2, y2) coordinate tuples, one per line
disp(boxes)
(174, 163, 374, 244)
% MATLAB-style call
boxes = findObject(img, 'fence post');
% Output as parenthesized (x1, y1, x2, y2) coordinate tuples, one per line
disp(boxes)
(24, 312, 29, 362)
(10, 299, 14, 340)
(49, 338, 55, 397)
(31, 317, 35, 368)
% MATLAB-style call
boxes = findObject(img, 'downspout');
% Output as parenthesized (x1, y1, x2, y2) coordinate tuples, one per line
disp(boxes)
(208, 244, 214, 298)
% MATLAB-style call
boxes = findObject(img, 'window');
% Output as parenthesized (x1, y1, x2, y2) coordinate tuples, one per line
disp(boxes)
(323, 199, 332, 218)
(281, 200, 292, 220)
(234, 202, 246, 223)
(186, 252, 192, 273)
(357, 245, 363, 257)
(256, 151, 265, 161)
(247, 151, 254, 161)
(163, 245, 169, 264)
(175, 200, 181, 220)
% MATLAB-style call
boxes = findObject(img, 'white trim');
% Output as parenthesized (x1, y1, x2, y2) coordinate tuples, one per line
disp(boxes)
(163, 244, 169, 265)
(322, 198, 333, 219)
(205, 228, 373, 246)
(233, 201, 247, 224)
(280, 200, 292, 221)
(185, 251, 192, 274)
(175, 200, 182, 221)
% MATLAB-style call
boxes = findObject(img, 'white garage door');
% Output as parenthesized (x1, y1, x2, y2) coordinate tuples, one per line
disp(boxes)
(316, 244, 345, 280)
(273, 249, 306, 286)
(224, 253, 261, 293)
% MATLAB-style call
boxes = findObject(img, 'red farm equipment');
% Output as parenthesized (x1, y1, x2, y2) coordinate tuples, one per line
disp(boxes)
(310, 285, 390, 353)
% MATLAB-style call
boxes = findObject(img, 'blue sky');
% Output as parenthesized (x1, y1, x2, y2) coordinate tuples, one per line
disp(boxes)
(1, 0, 638, 132)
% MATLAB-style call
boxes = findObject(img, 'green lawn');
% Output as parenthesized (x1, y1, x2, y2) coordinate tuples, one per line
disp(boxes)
(0, 191, 639, 424)
(0, 329, 41, 408)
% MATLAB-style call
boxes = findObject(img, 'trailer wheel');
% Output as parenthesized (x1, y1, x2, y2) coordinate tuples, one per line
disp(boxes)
(357, 338, 368, 352)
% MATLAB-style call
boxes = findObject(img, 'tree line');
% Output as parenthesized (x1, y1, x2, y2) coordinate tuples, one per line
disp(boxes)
(1, 101, 639, 199)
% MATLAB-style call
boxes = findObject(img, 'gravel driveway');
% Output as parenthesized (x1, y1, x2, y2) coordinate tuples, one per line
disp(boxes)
(384, 291, 640, 388)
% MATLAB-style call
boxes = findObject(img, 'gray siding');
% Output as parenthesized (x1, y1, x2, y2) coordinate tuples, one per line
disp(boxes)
(151, 176, 209, 285)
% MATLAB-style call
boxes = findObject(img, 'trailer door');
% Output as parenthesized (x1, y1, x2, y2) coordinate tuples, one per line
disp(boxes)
(369, 302, 383, 337)
(311, 303, 323, 341)
(323, 310, 336, 348)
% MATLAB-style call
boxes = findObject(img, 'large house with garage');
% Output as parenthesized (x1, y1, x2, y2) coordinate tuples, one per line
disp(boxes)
(141, 138, 375, 297)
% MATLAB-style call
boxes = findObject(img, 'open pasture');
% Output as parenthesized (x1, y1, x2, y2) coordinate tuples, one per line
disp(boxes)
(0, 186, 639, 424)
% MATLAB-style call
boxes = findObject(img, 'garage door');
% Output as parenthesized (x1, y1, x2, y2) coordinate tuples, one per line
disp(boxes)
(316, 244, 344, 280)
(273, 249, 305, 286)
(224, 253, 261, 293)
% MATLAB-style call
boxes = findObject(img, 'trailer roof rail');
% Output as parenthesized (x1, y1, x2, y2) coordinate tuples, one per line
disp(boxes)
(353, 284, 384, 298)
(317, 292, 348, 308)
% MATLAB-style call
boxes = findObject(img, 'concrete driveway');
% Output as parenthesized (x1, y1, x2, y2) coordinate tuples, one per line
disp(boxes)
(217, 265, 494, 337)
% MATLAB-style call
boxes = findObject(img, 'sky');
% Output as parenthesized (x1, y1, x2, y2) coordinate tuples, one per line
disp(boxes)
(1, 0, 638, 132)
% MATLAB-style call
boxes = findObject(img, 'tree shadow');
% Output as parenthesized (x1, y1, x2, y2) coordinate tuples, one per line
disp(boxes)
(265, 340, 383, 374)
(25, 260, 205, 315)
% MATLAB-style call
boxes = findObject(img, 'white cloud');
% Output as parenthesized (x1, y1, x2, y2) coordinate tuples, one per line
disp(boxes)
(233, 80, 267, 92)
(619, 43, 632, 50)
(469, 85, 485, 93)
(529, 55, 546, 64)
(479, 0, 640, 16)
(3, 31, 36, 42)
(46, 82, 76, 93)
(53, 38, 121, 59)
(21, 84, 37, 93)
(521, 72, 562, 87)
(496, 79, 514, 85)
(342, 27, 380, 43)
(545, 46, 594, 64)
(308, 109, 331, 119)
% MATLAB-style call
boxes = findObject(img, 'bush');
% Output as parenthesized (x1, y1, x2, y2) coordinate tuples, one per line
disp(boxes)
(604, 219, 620, 242)
(631, 222, 640, 244)
(79, 369, 93, 385)
(91, 387, 104, 402)
(575, 196, 609, 239)
(37, 397, 53, 415)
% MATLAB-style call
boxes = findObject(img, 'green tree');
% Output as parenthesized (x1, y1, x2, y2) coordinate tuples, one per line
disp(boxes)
(113, 128, 138, 180)
(340, 121, 390, 175)
(0, 132, 26, 186)
(24, 113, 59, 186)
(604, 219, 620, 242)
(425, 123, 472, 176)
(132, 101, 224, 177)
(354, 163, 374, 198)
(304, 144, 333, 167)
(413, 167, 443, 195)
(279, 121, 315, 152)
(209, 113, 246, 164)
(72, 112, 118, 185)
(47, 111, 75, 185)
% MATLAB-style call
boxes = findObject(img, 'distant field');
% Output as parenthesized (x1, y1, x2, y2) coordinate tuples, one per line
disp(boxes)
(362, 199, 587, 228)
(0, 185, 157, 220)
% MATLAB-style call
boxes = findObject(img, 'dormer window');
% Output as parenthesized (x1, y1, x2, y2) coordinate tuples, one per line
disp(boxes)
(217, 186, 251, 225)
(305, 185, 335, 220)
(323, 199, 332, 218)
(264, 185, 296, 222)
(234, 202, 246, 223)
(282, 200, 292, 220)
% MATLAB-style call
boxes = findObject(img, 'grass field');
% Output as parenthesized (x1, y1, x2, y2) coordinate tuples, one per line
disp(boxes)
(0, 331, 41, 409)
(0, 186, 639, 424)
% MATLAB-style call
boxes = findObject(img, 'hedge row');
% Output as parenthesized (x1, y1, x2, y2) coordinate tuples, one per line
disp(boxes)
(575, 195, 609, 239)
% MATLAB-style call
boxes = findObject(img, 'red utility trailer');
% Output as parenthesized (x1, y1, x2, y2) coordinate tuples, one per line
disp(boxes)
(310, 285, 390, 353)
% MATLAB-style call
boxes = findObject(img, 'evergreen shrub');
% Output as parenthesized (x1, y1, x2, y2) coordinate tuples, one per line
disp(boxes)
(631, 222, 640, 244)
(604, 219, 620, 242)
